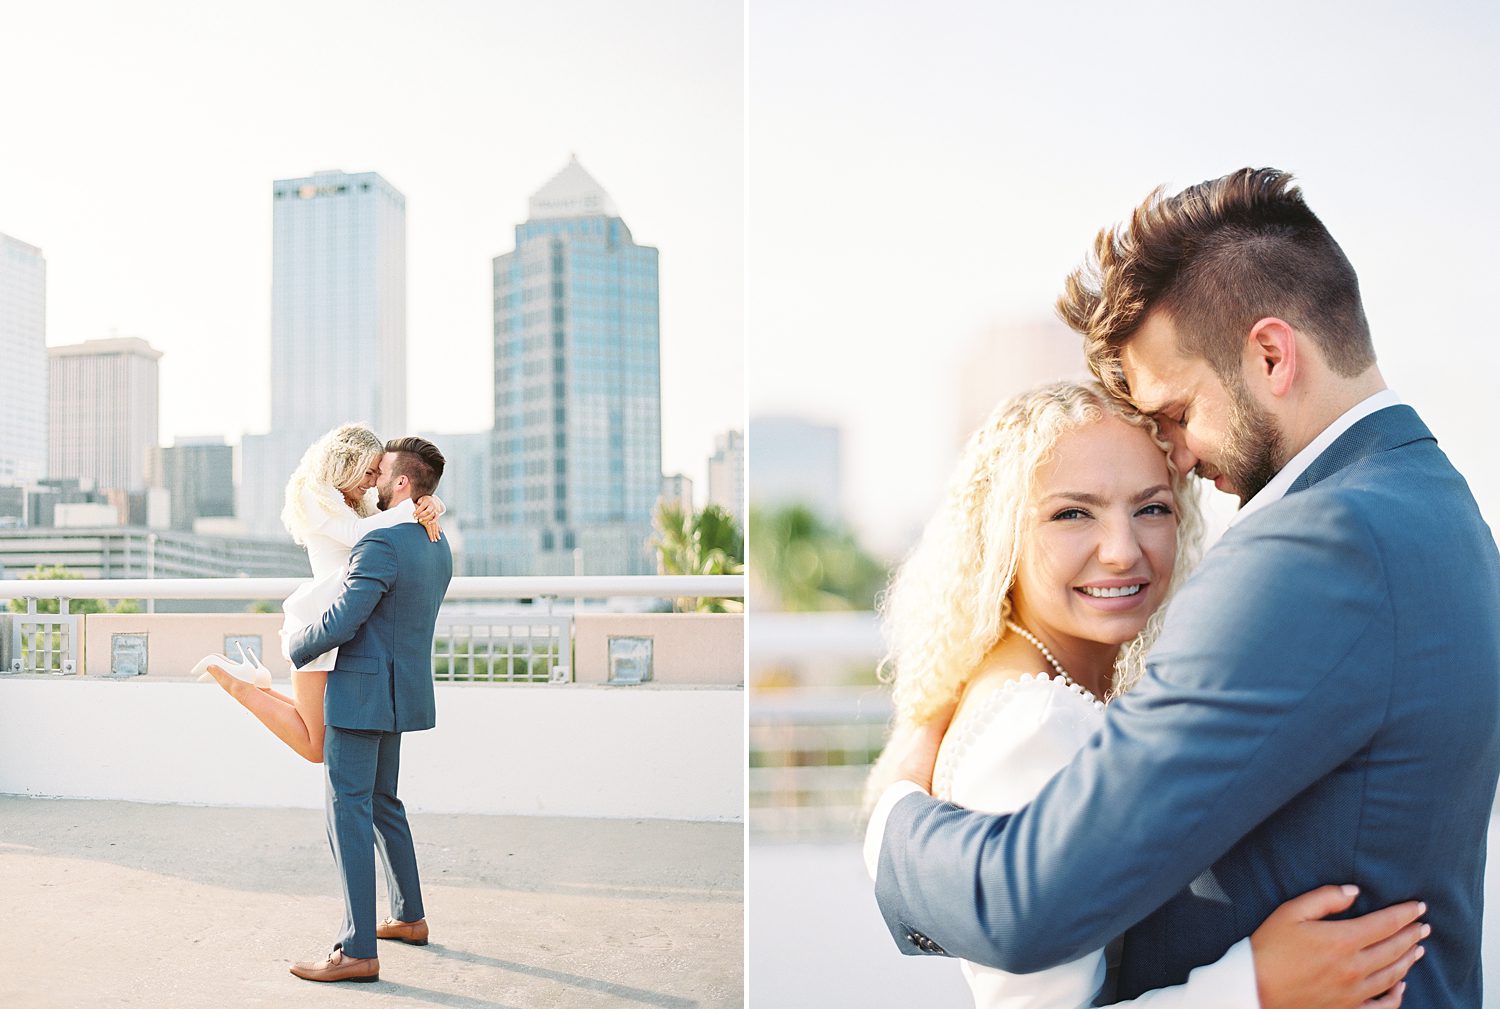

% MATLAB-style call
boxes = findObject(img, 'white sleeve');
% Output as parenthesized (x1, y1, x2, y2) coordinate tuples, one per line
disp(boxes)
(1099, 938, 1259, 1009)
(306, 491, 417, 547)
(863, 780, 924, 881)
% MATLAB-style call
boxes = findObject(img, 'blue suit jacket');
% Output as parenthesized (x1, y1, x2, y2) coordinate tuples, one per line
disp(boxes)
(875, 405, 1500, 1006)
(288, 520, 453, 733)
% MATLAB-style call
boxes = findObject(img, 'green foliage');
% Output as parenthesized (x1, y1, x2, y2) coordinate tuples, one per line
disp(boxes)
(6, 564, 141, 615)
(247, 600, 279, 614)
(652, 501, 745, 613)
(748, 504, 888, 613)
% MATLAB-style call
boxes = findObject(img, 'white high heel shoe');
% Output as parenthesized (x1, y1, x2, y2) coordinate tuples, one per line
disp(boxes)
(193, 642, 272, 689)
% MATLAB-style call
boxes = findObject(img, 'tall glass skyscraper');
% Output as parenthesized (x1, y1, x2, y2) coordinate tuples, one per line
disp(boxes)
(240, 170, 406, 536)
(489, 157, 661, 575)
(0, 232, 47, 487)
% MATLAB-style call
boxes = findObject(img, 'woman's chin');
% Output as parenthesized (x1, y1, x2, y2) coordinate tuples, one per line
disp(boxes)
(1072, 613, 1152, 647)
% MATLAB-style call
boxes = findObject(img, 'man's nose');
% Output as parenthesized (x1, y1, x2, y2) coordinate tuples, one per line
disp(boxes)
(1164, 431, 1197, 479)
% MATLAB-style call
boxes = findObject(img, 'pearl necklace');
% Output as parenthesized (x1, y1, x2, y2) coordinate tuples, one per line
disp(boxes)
(1004, 619, 1089, 693)
(1005, 621, 1111, 705)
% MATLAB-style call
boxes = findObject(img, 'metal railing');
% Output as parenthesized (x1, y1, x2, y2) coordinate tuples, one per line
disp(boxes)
(751, 688, 892, 840)
(2, 603, 79, 675)
(0, 575, 744, 680)
(433, 614, 572, 684)
(750, 612, 892, 840)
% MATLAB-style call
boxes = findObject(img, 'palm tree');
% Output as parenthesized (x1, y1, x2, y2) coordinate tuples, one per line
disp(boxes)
(652, 502, 744, 613)
(747, 504, 887, 612)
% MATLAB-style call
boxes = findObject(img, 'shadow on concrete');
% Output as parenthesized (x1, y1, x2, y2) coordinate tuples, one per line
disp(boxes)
(312, 980, 522, 1009)
(0, 798, 741, 904)
(424, 943, 697, 1008)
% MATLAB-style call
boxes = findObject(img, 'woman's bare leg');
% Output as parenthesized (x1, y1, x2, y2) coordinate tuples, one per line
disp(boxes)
(203, 664, 327, 763)
(261, 685, 297, 706)
(289, 669, 328, 760)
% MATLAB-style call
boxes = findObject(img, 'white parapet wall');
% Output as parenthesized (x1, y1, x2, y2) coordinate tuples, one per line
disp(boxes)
(0, 678, 744, 821)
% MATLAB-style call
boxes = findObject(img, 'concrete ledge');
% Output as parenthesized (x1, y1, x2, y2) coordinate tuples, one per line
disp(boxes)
(575, 612, 744, 685)
(0, 678, 744, 821)
(74, 611, 745, 686)
(84, 612, 289, 676)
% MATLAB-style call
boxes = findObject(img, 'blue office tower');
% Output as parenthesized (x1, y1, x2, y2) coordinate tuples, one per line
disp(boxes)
(489, 157, 661, 575)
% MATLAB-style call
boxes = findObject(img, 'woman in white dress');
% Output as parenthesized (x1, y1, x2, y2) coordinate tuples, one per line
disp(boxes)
(197, 423, 443, 763)
(871, 381, 1424, 1009)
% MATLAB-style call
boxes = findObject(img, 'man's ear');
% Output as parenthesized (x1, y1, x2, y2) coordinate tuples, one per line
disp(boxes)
(1244, 317, 1297, 398)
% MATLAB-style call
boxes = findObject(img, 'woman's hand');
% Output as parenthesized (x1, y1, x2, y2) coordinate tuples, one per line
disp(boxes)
(1252, 885, 1427, 1009)
(413, 496, 443, 542)
(876, 704, 956, 795)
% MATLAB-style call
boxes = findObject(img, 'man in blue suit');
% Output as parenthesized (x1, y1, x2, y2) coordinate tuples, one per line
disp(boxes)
(286, 436, 453, 984)
(869, 169, 1500, 1005)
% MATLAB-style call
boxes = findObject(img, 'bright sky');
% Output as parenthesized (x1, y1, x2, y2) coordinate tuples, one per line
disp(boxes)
(0, 0, 743, 497)
(750, 0, 1500, 556)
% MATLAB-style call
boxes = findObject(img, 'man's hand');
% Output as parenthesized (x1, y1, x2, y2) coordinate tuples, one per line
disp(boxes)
(885, 702, 957, 794)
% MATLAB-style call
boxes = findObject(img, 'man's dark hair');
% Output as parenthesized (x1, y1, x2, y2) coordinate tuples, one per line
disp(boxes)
(1057, 167, 1376, 401)
(385, 437, 445, 500)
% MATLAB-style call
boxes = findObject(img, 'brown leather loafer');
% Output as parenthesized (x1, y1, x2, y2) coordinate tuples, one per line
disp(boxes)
(289, 950, 380, 983)
(376, 916, 430, 945)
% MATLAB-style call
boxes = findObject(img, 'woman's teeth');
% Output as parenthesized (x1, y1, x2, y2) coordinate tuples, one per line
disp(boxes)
(1079, 585, 1142, 598)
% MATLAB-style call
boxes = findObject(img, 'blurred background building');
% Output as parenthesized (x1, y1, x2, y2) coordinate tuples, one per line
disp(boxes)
(0, 232, 46, 491)
(706, 428, 744, 525)
(48, 337, 161, 497)
(239, 169, 407, 536)
(148, 437, 234, 533)
(748, 415, 839, 521)
(413, 429, 491, 531)
(954, 319, 1087, 447)
(661, 472, 694, 513)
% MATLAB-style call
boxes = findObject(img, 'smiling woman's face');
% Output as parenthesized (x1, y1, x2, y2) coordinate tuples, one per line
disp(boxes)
(341, 459, 379, 499)
(1009, 416, 1179, 651)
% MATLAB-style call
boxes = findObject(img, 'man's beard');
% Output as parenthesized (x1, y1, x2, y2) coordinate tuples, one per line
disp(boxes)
(1213, 383, 1285, 505)
(375, 484, 392, 511)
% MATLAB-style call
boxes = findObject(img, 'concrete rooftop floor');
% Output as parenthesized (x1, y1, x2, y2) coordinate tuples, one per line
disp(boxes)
(0, 797, 743, 1009)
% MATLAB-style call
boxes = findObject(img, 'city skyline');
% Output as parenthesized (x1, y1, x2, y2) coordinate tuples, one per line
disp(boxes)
(0, 0, 742, 497)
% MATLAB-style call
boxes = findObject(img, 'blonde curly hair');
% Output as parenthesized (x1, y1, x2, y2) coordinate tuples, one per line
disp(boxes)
(879, 380, 1204, 728)
(280, 423, 384, 545)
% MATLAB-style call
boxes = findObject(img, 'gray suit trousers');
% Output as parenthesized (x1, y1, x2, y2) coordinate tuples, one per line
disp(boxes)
(324, 726, 425, 959)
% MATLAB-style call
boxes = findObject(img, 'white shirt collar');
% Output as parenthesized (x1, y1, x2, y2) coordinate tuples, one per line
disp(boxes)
(1228, 389, 1402, 527)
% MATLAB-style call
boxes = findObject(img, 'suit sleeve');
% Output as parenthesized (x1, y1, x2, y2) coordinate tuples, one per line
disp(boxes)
(288, 533, 398, 668)
(874, 492, 1393, 973)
